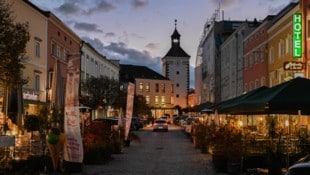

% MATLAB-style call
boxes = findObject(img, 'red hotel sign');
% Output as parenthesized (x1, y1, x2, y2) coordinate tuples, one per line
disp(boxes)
(284, 61, 305, 70)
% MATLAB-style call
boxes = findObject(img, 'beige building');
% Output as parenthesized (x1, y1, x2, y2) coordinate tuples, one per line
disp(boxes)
(120, 64, 176, 118)
(8, 0, 48, 115)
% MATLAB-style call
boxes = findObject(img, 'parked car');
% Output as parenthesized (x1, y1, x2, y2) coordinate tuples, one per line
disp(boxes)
(131, 117, 143, 131)
(160, 114, 171, 124)
(285, 162, 310, 175)
(153, 119, 168, 132)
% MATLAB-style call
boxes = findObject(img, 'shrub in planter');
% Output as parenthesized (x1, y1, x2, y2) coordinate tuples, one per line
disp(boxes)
(209, 124, 243, 173)
(83, 141, 113, 164)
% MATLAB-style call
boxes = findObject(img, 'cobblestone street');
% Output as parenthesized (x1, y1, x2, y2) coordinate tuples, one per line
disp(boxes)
(73, 125, 224, 175)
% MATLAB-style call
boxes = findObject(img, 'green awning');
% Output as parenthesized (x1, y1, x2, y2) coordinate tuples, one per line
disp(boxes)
(219, 77, 310, 115)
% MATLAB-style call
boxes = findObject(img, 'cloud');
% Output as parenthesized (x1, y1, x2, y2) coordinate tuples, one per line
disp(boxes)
(209, 0, 243, 8)
(131, 0, 149, 9)
(74, 22, 103, 33)
(54, 2, 82, 15)
(87, 1, 116, 15)
(105, 32, 116, 37)
(267, 3, 288, 15)
(82, 36, 162, 73)
(145, 43, 159, 50)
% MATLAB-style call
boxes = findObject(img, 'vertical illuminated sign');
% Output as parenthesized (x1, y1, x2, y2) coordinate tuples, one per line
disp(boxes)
(293, 13, 302, 58)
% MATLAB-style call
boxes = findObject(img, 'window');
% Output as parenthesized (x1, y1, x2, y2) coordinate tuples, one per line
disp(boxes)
(160, 84, 165, 93)
(269, 47, 274, 64)
(35, 74, 40, 91)
(145, 83, 150, 92)
(155, 96, 159, 105)
(51, 42, 57, 56)
(146, 95, 150, 104)
(308, 19, 310, 38)
(261, 77, 266, 86)
(278, 40, 284, 58)
(255, 53, 259, 64)
(56, 45, 61, 58)
(255, 79, 259, 89)
(244, 56, 248, 69)
(35, 41, 40, 57)
(176, 94, 179, 98)
(139, 83, 143, 92)
(176, 71, 179, 75)
(161, 96, 165, 105)
(48, 71, 53, 89)
(176, 83, 179, 87)
(155, 83, 159, 92)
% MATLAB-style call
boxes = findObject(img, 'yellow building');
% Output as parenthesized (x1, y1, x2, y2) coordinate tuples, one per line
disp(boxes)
(267, 2, 301, 86)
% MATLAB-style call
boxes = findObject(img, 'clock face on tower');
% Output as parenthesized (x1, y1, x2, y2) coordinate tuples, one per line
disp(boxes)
(173, 38, 179, 44)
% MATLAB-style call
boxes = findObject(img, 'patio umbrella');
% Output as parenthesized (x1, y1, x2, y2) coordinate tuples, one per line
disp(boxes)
(216, 86, 269, 114)
(51, 60, 64, 110)
(223, 77, 310, 115)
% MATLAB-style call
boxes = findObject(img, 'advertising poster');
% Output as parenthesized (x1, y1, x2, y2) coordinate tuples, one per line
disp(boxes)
(63, 60, 83, 163)
(124, 82, 135, 141)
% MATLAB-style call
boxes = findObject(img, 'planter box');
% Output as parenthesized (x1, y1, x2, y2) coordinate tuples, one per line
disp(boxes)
(212, 154, 227, 172)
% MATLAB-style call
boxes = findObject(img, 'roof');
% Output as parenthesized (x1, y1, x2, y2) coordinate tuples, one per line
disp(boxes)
(165, 46, 190, 57)
(120, 64, 169, 83)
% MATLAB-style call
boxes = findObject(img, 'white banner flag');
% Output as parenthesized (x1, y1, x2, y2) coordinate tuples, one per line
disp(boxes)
(124, 82, 135, 141)
(64, 60, 83, 163)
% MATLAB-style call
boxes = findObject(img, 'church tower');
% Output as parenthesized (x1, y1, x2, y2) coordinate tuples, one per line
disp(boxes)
(162, 20, 190, 109)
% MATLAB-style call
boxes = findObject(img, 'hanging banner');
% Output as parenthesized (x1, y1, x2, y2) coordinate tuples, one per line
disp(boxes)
(124, 82, 135, 141)
(64, 60, 83, 163)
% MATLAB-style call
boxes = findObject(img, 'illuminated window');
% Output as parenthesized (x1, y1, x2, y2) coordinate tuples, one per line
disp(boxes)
(139, 83, 143, 92)
(161, 96, 165, 105)
(145, 83, 150, 92)
(146, 95, 150, 104)
(155, 96, 159, 105)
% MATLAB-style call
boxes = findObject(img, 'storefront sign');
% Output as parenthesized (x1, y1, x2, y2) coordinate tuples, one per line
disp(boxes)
(284, 61, 305, 70)
(293, 13, 302, 58)
(23, 92, 38, 101)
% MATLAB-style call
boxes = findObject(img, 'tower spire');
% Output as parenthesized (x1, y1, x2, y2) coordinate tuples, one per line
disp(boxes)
(174, 19, 177, 29)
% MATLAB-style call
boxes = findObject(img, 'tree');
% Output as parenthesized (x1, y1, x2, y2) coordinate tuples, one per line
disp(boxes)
(81, 75, 120, 110)
(133, 95, 151, 116)
(0, 0, 29, 85)
(0, 0, 30, 126)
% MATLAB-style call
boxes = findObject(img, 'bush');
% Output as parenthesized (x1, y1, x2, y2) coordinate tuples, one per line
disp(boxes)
(83, 141, 113, 164)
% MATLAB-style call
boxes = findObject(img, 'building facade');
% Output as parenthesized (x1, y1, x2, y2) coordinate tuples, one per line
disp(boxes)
(46, 12, 81, 110)
(8, 0, 48, 116)
(267, 3, 299, 87)
(243, 16, 274, 92)
(120, 64, 175, 118)
(220, 21, 259, 101)
(80, 41, 119, 82)
(80, 41, 119, 119)
(196, 19, 244, 104)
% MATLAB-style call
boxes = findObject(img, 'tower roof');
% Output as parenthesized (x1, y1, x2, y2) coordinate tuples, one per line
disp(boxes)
(165, 46, 190, 57)
(120, 64, 169, 83)
(165, 19, 190, 57)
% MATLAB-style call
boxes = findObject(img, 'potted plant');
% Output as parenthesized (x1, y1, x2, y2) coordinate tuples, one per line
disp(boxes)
(209, 124, 243, 173)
